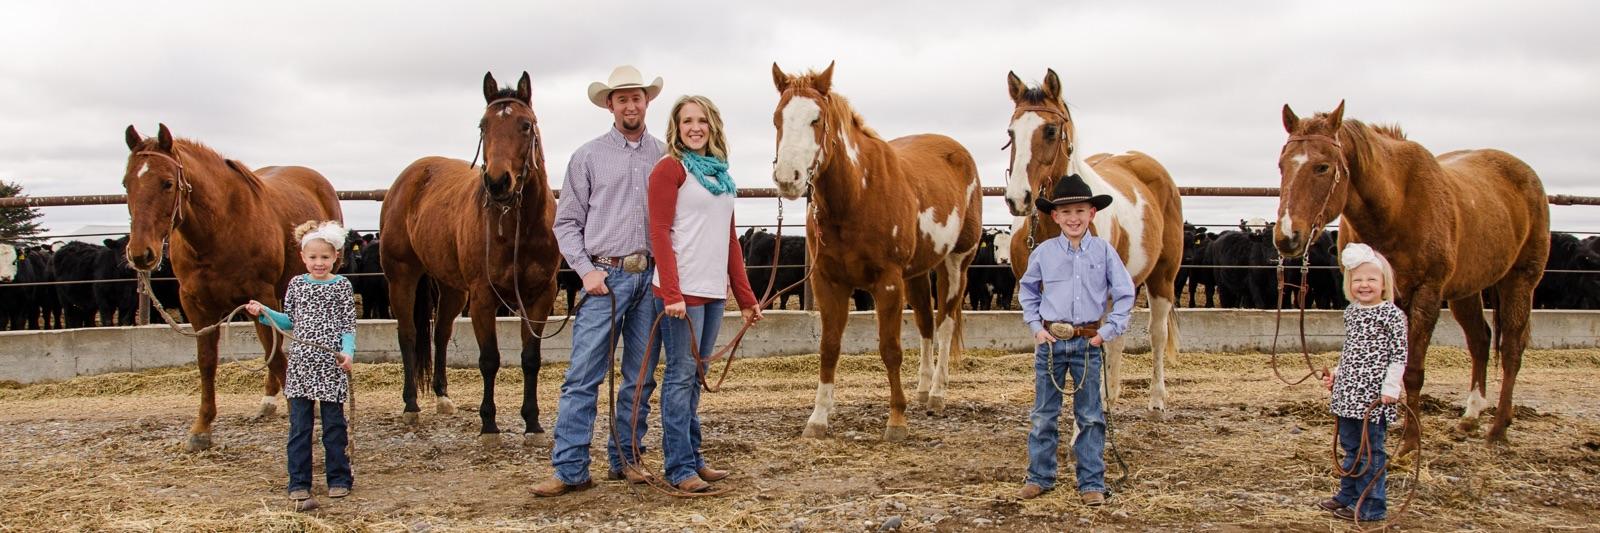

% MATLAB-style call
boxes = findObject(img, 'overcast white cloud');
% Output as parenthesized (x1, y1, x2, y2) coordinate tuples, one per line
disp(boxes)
(3, 0, 1596, 238)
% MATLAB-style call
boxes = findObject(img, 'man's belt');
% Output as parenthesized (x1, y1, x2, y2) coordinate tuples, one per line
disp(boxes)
(1044, 320, 1102, 340)
(592, 253, 651, 274)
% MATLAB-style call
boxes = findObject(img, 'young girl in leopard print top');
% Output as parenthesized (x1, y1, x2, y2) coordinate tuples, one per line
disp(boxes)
(245, 220, 357, 504)
(1317, 242, 1407, 522)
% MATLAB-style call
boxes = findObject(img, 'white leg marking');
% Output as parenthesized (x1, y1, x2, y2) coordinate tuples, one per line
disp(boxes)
(1148, 296, 1172, 410)
(1462, 389, 1491, 418)
(807, 383, 836, 428)
(917, 337, 935, 395)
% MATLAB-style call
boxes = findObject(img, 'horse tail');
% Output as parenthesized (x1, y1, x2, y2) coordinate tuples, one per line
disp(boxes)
(413, 275, 436, 392)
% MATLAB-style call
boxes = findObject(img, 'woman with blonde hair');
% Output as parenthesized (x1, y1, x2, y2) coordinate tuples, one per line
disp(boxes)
(645, 95, 761, 492)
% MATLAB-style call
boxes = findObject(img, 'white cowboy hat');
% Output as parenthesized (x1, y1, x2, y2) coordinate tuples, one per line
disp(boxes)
(586, 65, 664, 109)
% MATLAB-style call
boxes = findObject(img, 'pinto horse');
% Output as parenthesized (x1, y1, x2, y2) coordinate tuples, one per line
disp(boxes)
(1002, 69, 1185, 411)
(122, 124, 342, 452)
(1274, 101, 1549, 454)
(379, 72, 560, 445)
(772, 62, 983, 441)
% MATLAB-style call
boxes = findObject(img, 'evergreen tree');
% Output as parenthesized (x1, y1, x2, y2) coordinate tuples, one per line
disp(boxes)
(0, 180, 45, 244)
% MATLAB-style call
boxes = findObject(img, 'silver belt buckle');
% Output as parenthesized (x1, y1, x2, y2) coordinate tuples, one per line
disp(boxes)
(1048, 322, 1078, 339)
(621, 253, 649, 274)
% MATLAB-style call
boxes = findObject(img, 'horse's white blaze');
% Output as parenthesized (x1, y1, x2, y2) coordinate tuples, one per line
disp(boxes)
(1279, 212, 1295, 237)
(0, 243, 17, 281)
(994, 232, 1014, 264)
(1462, 389, 1491, 418)
(918, 207, 962, 255)
(497, 106, 512, 117)
(774, 98, 823, 198)
(1289, 153, 1309, 173)
(884, 283, 895, 292)
(1006, 113, 1046, 213)
(136, 162, 150, 178)
(806, 383, 836, 428)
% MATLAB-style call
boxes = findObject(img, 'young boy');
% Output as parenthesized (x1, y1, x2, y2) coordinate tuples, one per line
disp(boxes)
(1016, 174, 1136, 505)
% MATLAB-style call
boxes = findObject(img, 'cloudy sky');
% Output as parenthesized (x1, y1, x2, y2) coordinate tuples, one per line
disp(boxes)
(3, 0, 1597, 240)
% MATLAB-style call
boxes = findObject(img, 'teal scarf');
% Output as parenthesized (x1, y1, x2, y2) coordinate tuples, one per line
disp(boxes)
(681, 151, 737, 196)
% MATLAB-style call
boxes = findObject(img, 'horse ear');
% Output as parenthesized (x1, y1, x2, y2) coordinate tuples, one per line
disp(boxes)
(1006, 71, 1026, 104)
(1042, 69, 1061, 101)
(482, 72, 498, 103)
(816, 60, 835, 94)
(125, 125, 141, 151)
(1329, 99, 1346, 128)
(156, 123, 173, 152)
(1282, 104, 1299, 133)
(771, 63, 788, 92)
(516, 71, 532, 103)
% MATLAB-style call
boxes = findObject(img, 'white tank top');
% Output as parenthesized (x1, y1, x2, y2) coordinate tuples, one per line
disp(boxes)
(653, 161, 734, 299)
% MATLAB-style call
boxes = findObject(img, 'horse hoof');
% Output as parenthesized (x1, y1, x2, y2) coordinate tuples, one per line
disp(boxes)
(185, 433, 213, 452)
(916, 391, 930, 405)
(479, 433, 501, 448)
(295, 497, 320, 512)
(253, 397, 277, 421)
(1148, 398, 1167, 413)
(883, 425, 908, 442)
(1456, 417, 1481, 434)
(1485, 429, 1510, 448)
(801, 423, 829, 439)
(925, 396, 946, 416)
(401, 412, 420, 426)
(523, 432, 550, 447)
(437, 397, 457, 415)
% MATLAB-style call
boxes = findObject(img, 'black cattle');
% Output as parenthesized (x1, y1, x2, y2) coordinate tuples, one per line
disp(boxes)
(94, 237, 139, 326)
(1299, 230, 1346, 309)
(556, 256, 582, 312)
(1176, 223, 1216, 308)
(352, 238, 391, 319)
(52, 241, 103, 328)
(1203, 221, 1280, 309)
(0, 245, 52, 330)
(967, 229, 1018, 310)
(740, 227, 871, 311)
(1535, 232, 1600, 309)
(31, 247, 62, 329)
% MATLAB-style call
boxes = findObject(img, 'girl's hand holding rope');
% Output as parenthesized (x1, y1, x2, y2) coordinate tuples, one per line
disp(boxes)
(337, 352, 353, 372)
(244, 300, 266, 317)
(740, 306, 763, 325)
(664, 301, 688, 319)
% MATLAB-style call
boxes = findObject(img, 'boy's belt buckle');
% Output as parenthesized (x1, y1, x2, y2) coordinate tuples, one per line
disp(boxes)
(1048, 322, 1078, 339)
(621, 253, 649, 274)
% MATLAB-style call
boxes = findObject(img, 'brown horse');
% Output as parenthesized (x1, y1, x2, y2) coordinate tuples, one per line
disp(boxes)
(772, 62, 983, 441)
(379, 72, 560, 445)
(122, 124, 342, 452)
(1002, 69, 1186, 410)
(1274, 101, 1549, 454)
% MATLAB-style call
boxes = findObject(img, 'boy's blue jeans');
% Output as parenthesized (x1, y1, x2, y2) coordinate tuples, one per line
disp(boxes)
(659, 299, 725, 485)
(1334, 415, 1389, 520)
(1026, 337, 1105, 493)
(287, 397, 352, 493)
(550, 265, 663, 485)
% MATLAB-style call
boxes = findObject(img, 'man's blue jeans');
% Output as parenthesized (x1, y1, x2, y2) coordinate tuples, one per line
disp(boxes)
(659, 299, 725, 485)
(550, 265, 662, 484)
(1333, 415, 1388, 520)
(1026, 337, 1105, 493)
(287, 397, 352, 493)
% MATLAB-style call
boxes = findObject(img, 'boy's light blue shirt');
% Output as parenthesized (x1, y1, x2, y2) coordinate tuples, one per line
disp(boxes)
(1018, 234, 1137, 341)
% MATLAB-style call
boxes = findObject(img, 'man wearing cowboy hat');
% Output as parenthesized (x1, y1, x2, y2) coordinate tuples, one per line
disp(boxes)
(1015, 174, 1136, 506)
(540, 65, 668, 497)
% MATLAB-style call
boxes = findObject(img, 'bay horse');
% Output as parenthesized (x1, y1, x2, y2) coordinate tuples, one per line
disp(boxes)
(122, 124, 342, 452)
(1002, 69, 1185, 411)
(379, 72, 560, 445)
(1274, 101, 1549, 454)
(772, 62, 983, 441)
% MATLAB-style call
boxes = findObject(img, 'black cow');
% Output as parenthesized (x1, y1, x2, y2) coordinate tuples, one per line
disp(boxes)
(352, 237, 391, 319)
(1176, 223, 1216, 308)
(1204, 221, 1279, 309)
(556, 256, 582, 313)
(31, 246, 62, 329)
(967, 228, 1018, 310)
(740, 227, 871, 311)
(94, 237, 139, 326)
(52, 241, 103, 328)
(1535, 232, 1600, 309)
(0, 244, 51, 330)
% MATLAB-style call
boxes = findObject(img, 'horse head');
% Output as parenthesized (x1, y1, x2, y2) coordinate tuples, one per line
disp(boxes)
(479, 71, 542, 204)
(1004, 69, 1075, 217)
(770, 61, 838, 200)
(1275, 100, 1350, 259)
(122, 123, 185, 271)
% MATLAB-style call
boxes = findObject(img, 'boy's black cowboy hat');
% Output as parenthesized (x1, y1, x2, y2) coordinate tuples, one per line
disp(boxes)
(1034, 173, 1113, 213)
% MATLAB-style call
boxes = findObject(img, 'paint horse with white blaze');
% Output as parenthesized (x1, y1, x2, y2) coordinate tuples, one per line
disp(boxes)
(772, 62, 983, 441)
(1003, 69, 1185, 410)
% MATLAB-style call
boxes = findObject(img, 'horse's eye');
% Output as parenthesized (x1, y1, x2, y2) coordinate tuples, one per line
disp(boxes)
(1043, 125, 1058, 140)
(521, 120, 533, 133)
(1314, 163, 1331, 174)
(161, 180, 173, 190)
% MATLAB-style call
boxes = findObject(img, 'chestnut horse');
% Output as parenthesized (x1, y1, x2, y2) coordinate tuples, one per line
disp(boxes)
(122, 124, 342, 452)
(1274, 101, 1549, 454)
(379, 72, 560, 445)
(1002, 69, 1185, 410)
(772, 62, 983, 441)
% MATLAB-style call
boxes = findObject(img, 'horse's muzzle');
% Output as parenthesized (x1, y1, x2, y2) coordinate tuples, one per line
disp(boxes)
(129, 247, 159, 271)
(483, 173, 515, 202)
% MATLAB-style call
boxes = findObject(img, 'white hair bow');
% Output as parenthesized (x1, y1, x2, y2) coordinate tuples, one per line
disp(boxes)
(300, 221, 348, 250)
(1340, 242, 1383, 271)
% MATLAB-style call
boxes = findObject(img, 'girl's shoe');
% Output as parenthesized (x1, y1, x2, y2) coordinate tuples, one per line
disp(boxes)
(1316, 499, 1344, 512)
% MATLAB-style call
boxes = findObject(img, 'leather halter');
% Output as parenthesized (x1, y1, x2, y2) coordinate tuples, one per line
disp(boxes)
(132, 149, 194, 252)
(476, 97, 543, 205)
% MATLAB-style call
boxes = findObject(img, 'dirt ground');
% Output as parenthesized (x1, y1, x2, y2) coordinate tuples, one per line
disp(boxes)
(1, 347, 1597, 532)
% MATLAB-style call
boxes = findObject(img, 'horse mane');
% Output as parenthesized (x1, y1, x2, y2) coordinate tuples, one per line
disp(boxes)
(179, 139, 265, 192)
(1333, 117, 1410, 178)
(788, 69, 882, 141)
(486, 87, 521, 103)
